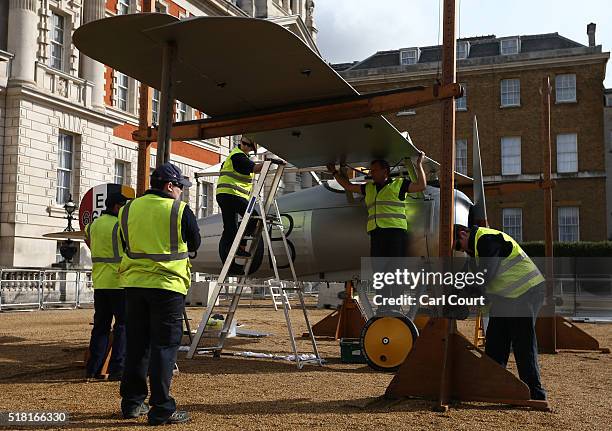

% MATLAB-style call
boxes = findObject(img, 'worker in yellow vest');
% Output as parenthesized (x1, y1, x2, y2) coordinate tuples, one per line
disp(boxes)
(84, 192, 129, 381)
(327, 154, 427, 257)
(216, 136, 263, 262)
(454, 224, 547, 400)
(328, 155, 426, 313)
(118, 163, 200, 426)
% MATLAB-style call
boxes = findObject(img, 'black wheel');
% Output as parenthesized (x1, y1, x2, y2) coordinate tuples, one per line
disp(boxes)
(360, 314, 419, 372)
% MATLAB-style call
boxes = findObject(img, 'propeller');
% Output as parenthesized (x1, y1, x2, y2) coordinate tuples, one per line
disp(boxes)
(471, 115, 488, 227)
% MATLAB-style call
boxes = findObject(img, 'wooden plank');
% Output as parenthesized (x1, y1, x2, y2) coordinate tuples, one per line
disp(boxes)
(136, 1, 154, 196)
(132, 84, 461, 142)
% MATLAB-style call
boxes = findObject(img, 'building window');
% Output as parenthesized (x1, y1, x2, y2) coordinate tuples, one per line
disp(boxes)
(400, 48, 419, 65)
(556, 133, 578, 173)
(116, 72, 129, 111)
(555, 74, 576, 103)
(500, 37, 520, 55)
(500, 78, 520, 107)
(606, 94, 612, 107)
(198, 182, 212, 218)
(176, 101, 188, 122)
(456, 139, 467, 175)
(118, 0, 130, 14)
(152, 89, 160, 124)
(501, 136, 521, 175)
(49, 12, 65, 71)
(114, 160, 128, 185)
(456, 83, 467, 111)
(457, 41, 469, 59)
(155, 1, 167, 13)
(503, 208, 523, 242)
(558, 207, 579, 242)
(56, 133, 73, 205)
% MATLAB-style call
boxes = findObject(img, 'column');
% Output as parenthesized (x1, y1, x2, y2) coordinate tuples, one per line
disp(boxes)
(81, 0, 106, 110)
(7, 0, 38, 84)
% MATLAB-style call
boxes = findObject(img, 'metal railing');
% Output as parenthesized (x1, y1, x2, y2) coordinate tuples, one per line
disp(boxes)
(0, 268, 93, 311)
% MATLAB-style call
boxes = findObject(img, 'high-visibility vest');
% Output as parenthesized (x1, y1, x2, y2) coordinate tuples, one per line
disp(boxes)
(216, 147, 254, 199)
(85, 214, 122, 289)
(364, 179, 408, 232)
(118, 194, 191, 295)
(475, 227, 545, 299)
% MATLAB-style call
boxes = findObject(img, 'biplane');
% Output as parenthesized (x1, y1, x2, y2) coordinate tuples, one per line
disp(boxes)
(73, 13, 486, 371)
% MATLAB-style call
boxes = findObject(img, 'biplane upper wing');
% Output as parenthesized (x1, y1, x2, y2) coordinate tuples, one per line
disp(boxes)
(73, 14, 470, 182)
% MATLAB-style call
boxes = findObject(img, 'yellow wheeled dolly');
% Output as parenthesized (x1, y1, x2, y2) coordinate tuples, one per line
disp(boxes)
(360, 313, 421, 372)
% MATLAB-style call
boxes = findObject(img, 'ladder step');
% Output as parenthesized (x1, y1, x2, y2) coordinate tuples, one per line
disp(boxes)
(217, 282, 272, 288)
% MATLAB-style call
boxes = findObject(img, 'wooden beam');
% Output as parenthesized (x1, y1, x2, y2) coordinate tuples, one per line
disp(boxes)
(136, 0, 154, 196)
(436, 0, 457, 411)
(132, 83, 461, 142)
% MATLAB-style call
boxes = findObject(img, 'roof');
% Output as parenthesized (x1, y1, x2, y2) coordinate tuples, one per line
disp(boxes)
(337, 33, 590, 72)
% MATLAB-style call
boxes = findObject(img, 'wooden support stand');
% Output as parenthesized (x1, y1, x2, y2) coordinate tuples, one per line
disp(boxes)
(308, 281, 366, 340)
(536, 315, 610, 353)
(83, 332, 113, 378)
(385, 318, 550, 411)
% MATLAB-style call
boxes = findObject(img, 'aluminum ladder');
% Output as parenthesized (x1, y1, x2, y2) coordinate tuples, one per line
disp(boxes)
(186, 159, 323, 368)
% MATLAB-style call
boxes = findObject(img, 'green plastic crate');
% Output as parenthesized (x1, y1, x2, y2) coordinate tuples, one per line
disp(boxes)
(340, 338, 367, 364)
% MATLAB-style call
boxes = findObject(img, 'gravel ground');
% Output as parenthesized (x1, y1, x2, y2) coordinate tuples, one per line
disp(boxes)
(0, 302, 610, 431)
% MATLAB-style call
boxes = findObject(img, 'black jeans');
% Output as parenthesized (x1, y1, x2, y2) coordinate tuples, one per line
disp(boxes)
(370, 228, 408, 313)
(216, 193, 258, 262)
(120, 288, 185, 423)
(485, 286, 547, 400)
(87, 289, 126, 376)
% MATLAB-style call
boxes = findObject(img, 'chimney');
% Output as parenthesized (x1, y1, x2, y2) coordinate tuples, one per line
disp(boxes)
(587, 23, 596, 47)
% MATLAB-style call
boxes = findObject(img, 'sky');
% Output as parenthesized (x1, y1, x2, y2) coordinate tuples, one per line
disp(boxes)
(314, 0, 612, 87)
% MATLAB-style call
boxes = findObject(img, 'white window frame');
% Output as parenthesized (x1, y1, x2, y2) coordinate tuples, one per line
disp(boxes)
(116, 72, 129, 111)
(49, 11, 66, 71)
(456, 83, 467, 111)
(455, 139, 468, 175)
(114, 160, 128, 185)
(175, 101, 189, 122)
(400, 48, 420, 65)
(198, 181, 213, 218)
(502, 208, 523, 242)
(500, 78, 520, 107)
(501, 136, 521, 175)
(117, 0, 130, 15)
(155, 1, 168, 13)
(556, 133, 578, 173)
(555, 74, 577, 103)
(558, 207, 579, 242)
(500, 37, 520, 55)
(56, 133, 74, 205)
(152, 89, 160, 125)
(457, 41, 470, 60)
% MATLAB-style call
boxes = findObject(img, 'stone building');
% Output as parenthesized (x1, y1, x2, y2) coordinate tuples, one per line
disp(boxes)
(605, 88, 612, 238)
(334, 25, 610, 242)
(0, 0, 317, 268)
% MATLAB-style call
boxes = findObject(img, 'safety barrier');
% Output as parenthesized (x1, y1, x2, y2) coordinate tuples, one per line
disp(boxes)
(0, 268, 93, 311)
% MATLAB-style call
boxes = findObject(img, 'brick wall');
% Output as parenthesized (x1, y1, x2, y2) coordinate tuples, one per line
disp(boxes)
(344, 61, 608, 241)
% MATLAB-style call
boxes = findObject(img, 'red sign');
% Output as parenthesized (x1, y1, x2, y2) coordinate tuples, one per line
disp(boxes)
(79, 184, 135, 231)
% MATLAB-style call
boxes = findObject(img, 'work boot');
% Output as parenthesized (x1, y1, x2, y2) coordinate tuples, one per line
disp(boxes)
(123, 403, 150, 419)
(148, 410, 190, 426)
(107, 371, 123, 382)
(85, 374, 107, 383)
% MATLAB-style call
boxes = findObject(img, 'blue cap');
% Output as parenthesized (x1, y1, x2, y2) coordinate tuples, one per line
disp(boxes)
(151, 163, 192, 188)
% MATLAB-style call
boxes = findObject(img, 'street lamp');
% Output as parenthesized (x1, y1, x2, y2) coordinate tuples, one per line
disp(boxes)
(58, 195, 78, 266)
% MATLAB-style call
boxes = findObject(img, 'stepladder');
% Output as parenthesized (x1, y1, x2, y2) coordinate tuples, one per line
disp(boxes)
(186, 159, 323, 368)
